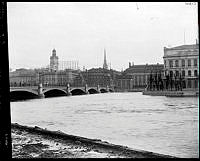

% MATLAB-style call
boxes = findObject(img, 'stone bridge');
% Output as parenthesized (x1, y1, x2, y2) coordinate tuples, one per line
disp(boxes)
(10, 84, 114, 101)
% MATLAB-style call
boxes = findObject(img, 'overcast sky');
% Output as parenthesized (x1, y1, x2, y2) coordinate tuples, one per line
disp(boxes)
(7, 2, 198, 71)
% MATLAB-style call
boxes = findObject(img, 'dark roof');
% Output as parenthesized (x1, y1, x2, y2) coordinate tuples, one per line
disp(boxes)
(87, 68, 112, 73)
(124, 64, 164, 74)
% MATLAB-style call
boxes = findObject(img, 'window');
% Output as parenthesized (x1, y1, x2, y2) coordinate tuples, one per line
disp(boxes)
(194, 70, 198, 77)
(170, 71, 173, 77)
(165, 71, 167, 76)
(194, 80, 198, 88)
(182, 80, 186, 88)
(164, 60, 166, 68)
(182, 70, 185, 77)
(169, 60, 173, 68)
(175, 60, 179, 67)
(182, 59, 185, 67)
(188, 59, 191, 67)
(175, 71, 179, 77)
(188, 70, 191, 76)
(194, 59, 197, 67)
(187, 80, 191, 88)
(143, 75, 146, 84)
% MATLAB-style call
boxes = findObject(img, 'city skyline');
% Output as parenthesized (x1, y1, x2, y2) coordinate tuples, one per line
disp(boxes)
(7, 2, 198, 71)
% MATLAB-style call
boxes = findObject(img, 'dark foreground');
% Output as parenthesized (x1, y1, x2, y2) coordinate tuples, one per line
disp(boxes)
(12, 123, 176, 158)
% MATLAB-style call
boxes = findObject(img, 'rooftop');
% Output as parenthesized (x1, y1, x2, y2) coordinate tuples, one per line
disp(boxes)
(124, 64, 164, 74)
(164, 44, 199, 51)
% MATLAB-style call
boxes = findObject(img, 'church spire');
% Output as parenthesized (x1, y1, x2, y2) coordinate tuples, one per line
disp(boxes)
(103, 48, 108, 69)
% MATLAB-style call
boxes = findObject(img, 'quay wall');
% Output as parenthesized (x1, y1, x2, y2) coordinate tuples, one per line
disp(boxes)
(142, 90, 199, 97)
(11, 123, 176, 158)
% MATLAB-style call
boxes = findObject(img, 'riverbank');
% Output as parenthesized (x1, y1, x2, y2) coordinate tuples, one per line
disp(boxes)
(142, 90, 199, 97)
(11, 123, 176, 158)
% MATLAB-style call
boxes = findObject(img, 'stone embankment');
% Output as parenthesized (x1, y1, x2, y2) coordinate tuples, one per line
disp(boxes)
(142, 90, 199, 97)
(12, 123, 176, 158)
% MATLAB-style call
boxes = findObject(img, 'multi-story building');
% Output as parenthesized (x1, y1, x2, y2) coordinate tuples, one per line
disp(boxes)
(39, 69, 77, 86)
(81, 68, 111, 87)
(9, 68, 37, 86)
(163, 43, 199, 89)
(50, 48, 59, 72)
(78, 49, 120, 88)
(72, 70, 86, 87)
(80, 67, 120, 88)
(116, 63, 164, 91)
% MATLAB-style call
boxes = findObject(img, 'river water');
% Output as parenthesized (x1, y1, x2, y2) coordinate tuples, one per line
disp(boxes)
(11, 92, 199, 158)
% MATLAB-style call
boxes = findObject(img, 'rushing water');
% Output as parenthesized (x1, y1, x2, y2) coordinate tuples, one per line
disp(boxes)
(11, 92, 199, 158)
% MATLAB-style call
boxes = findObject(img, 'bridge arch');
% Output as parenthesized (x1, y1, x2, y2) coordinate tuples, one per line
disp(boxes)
(88, 88, 99, 94)
(43, 88, 68, 98)
(70, 88, 86, 95)
(10, 89, 38, 101)
(100, 88, 108, 93)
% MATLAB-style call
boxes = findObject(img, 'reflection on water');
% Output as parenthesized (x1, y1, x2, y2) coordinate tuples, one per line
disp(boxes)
(11, 92, 199, 158)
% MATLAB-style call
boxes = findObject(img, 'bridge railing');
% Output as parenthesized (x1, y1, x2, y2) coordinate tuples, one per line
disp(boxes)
(10, 84, 114, 91)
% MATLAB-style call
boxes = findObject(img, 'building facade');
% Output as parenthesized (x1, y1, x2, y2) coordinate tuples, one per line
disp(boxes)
(163, 43, 199, 90)
(39, 69, 77, 86)
(9, 68, 37, 86)
(81, 68, 120, 88)
(50, 48, 59, 72)
(116, 63, 164, 91)
(81, 68, 111, 87)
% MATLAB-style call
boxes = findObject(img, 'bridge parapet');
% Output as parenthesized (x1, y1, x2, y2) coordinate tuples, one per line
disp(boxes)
(10, 84, 114, 99)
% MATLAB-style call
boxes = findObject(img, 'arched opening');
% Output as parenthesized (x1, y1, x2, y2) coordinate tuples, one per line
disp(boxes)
(188, 70, 191, 77)
(88, 88, 98, 94)
(100, 89, 107, 93)
(194, 70, 198, 77)
(169, 71, 173, 78)
(71, 89, 86, 96)
(44, 89, 67, 98)
(182, 80, 186, 89)
(10, 91, 38, 101)
(175, 71, 179, 77)
(182, 70, 185, 77)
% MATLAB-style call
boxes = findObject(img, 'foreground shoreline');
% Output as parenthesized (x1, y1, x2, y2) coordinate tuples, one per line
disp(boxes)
(11, 123, 176, 158)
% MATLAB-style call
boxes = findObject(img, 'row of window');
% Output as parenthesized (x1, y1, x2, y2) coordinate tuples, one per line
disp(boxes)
(165, 59, 198, 68)
(118, 79, 198, 89)
(119, 76, 147, 86)
(168, 70, 198, 77)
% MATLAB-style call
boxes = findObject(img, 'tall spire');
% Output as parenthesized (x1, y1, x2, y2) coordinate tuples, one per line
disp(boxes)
(103, 48, 108, 69)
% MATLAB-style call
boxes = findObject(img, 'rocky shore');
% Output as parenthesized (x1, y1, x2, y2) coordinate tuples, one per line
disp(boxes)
(12, 123, 176, 158)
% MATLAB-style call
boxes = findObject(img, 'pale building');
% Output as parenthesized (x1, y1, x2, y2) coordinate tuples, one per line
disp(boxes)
(163, 43, 199, 89)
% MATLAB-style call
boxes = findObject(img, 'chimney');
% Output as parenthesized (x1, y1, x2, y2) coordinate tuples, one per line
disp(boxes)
(129, 62, 131, 68)
(132, 62, 134, 66)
